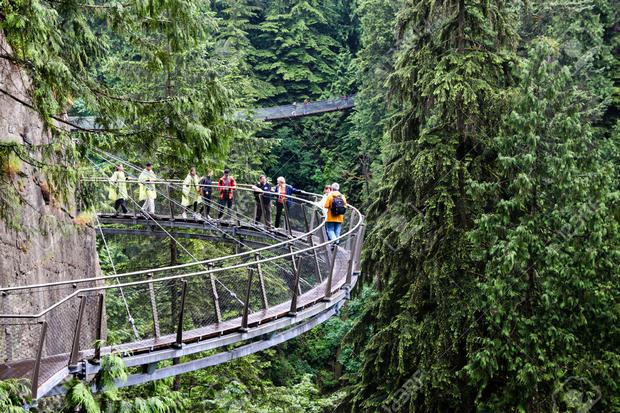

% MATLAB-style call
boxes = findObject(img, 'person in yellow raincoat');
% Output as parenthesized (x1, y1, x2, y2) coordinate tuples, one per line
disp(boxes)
(181, 167, 201, 219)
(108, 164, 128, 215)
(138, 162, 157, 214)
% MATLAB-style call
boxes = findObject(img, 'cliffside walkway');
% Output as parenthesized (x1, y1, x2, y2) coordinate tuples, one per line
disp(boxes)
(0, 151, 365, 400)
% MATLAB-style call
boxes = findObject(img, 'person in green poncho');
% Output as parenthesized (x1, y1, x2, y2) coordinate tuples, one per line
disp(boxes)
(138, 162, 157, 215)
(108, 164, 128, 215)
(181, 167, 201, 219)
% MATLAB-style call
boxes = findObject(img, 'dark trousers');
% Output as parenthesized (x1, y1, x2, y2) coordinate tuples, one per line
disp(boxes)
(255, 201, 272, 227)
(275, 202, 286, 228)
(200, 195, 211, 216)
(114, 198, 128, 214)
(218, 198, 233, 218)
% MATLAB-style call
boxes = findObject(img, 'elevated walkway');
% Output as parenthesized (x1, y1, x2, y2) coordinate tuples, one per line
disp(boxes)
(0, 181, 365, 400)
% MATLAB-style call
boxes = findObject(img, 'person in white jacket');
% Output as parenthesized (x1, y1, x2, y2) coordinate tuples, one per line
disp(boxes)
(108, 165, 128, 215)
(138, 163, 157, 215)
(181, 167, 201, 219)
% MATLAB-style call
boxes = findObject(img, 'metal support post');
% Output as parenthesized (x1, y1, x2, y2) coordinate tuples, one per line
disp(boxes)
(241, 268, 254, 331)
(303, 205, 322, 281)
(69, 296, 87, 367)
(208, 263, 222, 323)
(94, 293, 105, 362)
(353, 223, 366, 273)
(174, 280, 188, 348)
(345, 234, 356, 286)
(255, 253, 269, 309)
(324, 248, 338, 300)
(289, 256, 304, 315)
(148, 273, 160, 338)
(31, 321, 47, 400)
(167, 185, 174, 220)
(283, 202, 293, 236)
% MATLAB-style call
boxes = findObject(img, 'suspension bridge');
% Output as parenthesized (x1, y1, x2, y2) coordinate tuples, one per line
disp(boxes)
(0, 148, 365, 400)
(67, 95, 356, 130)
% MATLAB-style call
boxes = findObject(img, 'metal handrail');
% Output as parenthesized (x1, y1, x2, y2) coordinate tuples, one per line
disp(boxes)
(0, 184, 327, 293)
(0, 188, 362, 319)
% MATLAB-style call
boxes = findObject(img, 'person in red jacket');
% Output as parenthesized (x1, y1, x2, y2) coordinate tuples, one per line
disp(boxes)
(217, 168, 236, 219)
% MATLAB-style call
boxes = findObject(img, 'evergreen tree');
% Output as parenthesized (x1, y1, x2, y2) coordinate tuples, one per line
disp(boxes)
(343, 0, 518, 410)
(464, 38, 620, 412)
(348, 0, 401, 203)
(253, 0, 342, 104)
(211, 0, 269, 103)
(1, 0, 244, 165)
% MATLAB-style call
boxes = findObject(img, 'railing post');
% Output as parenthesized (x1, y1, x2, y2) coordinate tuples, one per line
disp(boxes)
(93, 293, 105, 362)
(69, 296, 87, 368)
(289, 256, 303, 315)
(208, 263, 222, 323)
(345, 234, 356, 286)
(241, 267, 254, 331)
(255, 253, 269, 309)
(174, 280, 188, 348)
(324, 248, 338, 300)
(258, 193, 266, 226)
(283, 202, 293, 236)
(167, 184, 174, 220)
(31, 321, 47, 400)
(131, 182, 137, 219)
(353, 222, 366, 274)
(345, 213, 356, 251)
(233, 196, 241, 226)
(303, 204, 322, 281)
(315, 209, 331, 265)
(148, 273, 160, 338)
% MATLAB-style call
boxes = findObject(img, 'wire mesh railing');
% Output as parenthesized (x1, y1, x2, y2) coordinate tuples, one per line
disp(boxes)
(0, 181, 365, 400)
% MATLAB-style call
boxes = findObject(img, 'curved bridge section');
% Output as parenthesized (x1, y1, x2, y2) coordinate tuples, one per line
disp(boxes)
(0, 182, 365, 400)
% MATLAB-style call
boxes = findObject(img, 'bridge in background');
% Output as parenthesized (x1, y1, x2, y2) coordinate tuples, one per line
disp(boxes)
(0, 151, 365, 400)
(67, 95, 355, 131)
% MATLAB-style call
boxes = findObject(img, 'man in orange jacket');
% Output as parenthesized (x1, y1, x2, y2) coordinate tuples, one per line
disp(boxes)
(323, 182, 347, 249)
(217, 168, 236, 219)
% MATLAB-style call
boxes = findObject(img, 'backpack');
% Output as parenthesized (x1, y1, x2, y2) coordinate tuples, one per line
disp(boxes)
(330, 195, 346, 216)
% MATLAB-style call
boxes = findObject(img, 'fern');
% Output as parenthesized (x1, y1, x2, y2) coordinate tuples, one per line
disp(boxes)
(65, 379, 100, 413)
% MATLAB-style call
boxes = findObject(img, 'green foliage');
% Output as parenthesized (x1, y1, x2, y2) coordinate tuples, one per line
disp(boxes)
(343, 0, 521, 411)
(1, 0, 248, 167)
(343, 1, 619, 412)
(65, 379, 100, 413)
(252, 0, 345, 103)
(62, 355, 186, 413)
(465, 38, 620, 413)
(0, 379, 30, 412)
(347, 0, 401, 203)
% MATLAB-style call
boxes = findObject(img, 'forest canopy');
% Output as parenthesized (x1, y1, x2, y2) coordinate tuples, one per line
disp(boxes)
(0, 0, 618, 412)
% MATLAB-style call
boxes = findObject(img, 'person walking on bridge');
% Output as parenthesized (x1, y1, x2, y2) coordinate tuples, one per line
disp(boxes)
(273, 176, 302, 230)
(108, 164, 128, 215)
(252, 174, 272, 228)
(199, 170, 214, 219)
(181, 167, 201, 219)
(323, 182, 347, 249)
(138, 162, 157, 215)
(317, 184, 332, 216)
(217, 168, 236, 219)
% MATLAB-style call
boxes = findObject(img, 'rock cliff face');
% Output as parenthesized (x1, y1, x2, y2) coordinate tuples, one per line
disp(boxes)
(0, 31, 101, 365)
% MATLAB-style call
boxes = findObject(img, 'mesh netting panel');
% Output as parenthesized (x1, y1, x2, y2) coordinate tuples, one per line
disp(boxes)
(38, 299, 78, 385)
(0, 321, 43, 384)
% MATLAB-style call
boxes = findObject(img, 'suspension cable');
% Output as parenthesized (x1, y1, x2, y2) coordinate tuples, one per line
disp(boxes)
(92, 147, 291, 242)
(88, 157, 247, 307)
(93, 213, 140, 339)
(93, 150, 308, 283)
